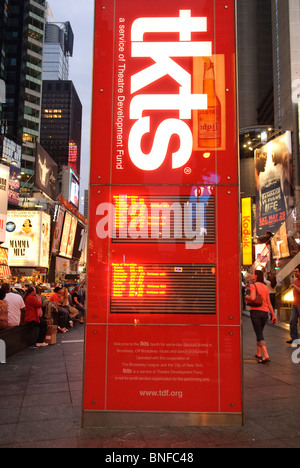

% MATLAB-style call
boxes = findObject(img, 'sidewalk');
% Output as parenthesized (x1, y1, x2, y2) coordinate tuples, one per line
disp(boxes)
(0, 317, 300, 448)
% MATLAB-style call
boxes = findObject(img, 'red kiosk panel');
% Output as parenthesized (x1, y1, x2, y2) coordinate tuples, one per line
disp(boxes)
(84, 0, 242, 427)
(90, 0, 238, 187)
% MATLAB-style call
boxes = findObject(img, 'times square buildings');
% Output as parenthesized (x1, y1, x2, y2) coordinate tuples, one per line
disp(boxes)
(0, 0, 299, 317)
(0, 0, 86, 284)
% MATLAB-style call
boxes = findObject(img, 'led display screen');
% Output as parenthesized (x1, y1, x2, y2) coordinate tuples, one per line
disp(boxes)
(112, 193, 215, 244)
(111, 263, 216, 314)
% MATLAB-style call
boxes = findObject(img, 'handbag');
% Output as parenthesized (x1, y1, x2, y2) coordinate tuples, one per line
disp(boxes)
(246, 283, 263, 308)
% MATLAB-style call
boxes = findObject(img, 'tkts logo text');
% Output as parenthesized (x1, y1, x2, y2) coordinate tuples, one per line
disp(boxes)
(128, 10, 212, 171)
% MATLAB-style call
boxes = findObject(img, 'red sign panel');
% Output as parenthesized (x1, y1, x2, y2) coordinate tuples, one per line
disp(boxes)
(90, 0, 237, 186)
(84, 0, 241, 427)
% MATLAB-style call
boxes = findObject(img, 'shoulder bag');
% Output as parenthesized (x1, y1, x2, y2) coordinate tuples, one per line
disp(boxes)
(246, 283, 263, 308)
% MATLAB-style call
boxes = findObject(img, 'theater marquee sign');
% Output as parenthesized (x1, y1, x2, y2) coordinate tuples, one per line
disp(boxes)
(84, 0, 242, 428)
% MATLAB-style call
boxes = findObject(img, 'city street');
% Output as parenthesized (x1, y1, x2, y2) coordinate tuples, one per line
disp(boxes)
(0, 316, 300, 448)
(1, 0, 300, 451)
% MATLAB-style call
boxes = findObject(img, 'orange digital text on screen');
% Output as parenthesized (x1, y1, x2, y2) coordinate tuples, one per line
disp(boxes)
(113, 195, 170, 230)
(112, 263, 167, 298)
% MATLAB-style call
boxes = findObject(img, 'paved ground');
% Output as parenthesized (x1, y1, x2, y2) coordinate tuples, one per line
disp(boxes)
(0, 316, 300, 448)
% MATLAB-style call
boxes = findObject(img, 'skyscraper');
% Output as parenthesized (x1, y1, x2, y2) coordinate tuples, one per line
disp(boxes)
(237, 0, 275, 199)
(272, 0, 300, 200)
(40, 12, 82, 181)
(1, 0, 46, 175)
(40, 80, 82, 177)
(0, 0, 9, 123)
(237, 0, 300, 205)
(237, 0, 274, 130)
(43, 21, 74, 81)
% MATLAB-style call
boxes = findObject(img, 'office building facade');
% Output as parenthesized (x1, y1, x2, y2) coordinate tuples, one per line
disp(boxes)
(237, 0, 275, 199)
(237, 0, 300, 205)
(43, 21, 74, 81)
(237, 0, 274, 130)
(272, 0, 300, 200)
(0, 0, 9, 125)
(1, 0, 46, 176)
(40, 80, 82, 177)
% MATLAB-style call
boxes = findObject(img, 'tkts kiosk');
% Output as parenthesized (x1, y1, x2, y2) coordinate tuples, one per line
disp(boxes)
(83, 0, 242, 427)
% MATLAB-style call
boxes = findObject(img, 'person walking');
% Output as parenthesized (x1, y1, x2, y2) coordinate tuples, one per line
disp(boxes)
(23, 286, 48, 347)
(286, 265, 300, 344)
(246, 269, 277, 363)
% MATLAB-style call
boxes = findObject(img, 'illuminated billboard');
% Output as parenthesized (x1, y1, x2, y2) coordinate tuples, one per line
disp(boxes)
(85, 0, 241, 427)
(61, 166, 80, 208)
(242, 198, 253, 265)
(2, 137, 22, 168)
(0, 164, 9, 243)
(72, 223, 87, 260)
(255, 132, 293, 236)
(8, 166, 21, 206)
(0, 247, 10, 280)
(68, 141, 78, 174)
(51, 206, 65, 254)
(3, 211, 50, 268)
(59, 211, 78, 259)
(35, 144, 58, 200)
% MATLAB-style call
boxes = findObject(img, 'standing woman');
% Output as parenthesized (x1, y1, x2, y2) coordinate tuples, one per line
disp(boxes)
(23, 286, 48, 347)
(246, 270, 277, 363)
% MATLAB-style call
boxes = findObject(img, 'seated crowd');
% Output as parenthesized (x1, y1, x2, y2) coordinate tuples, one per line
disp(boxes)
(0, 282, 85, 348)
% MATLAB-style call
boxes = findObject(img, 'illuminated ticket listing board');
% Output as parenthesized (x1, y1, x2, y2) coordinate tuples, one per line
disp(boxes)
(112, 193, 215, 244)
(84, 0, 241, 427)
(111, 263, 216, 314)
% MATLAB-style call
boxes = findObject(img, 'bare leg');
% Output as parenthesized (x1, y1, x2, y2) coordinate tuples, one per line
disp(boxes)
(256, 345, 262, 358)
(261, 345, 270, 360)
